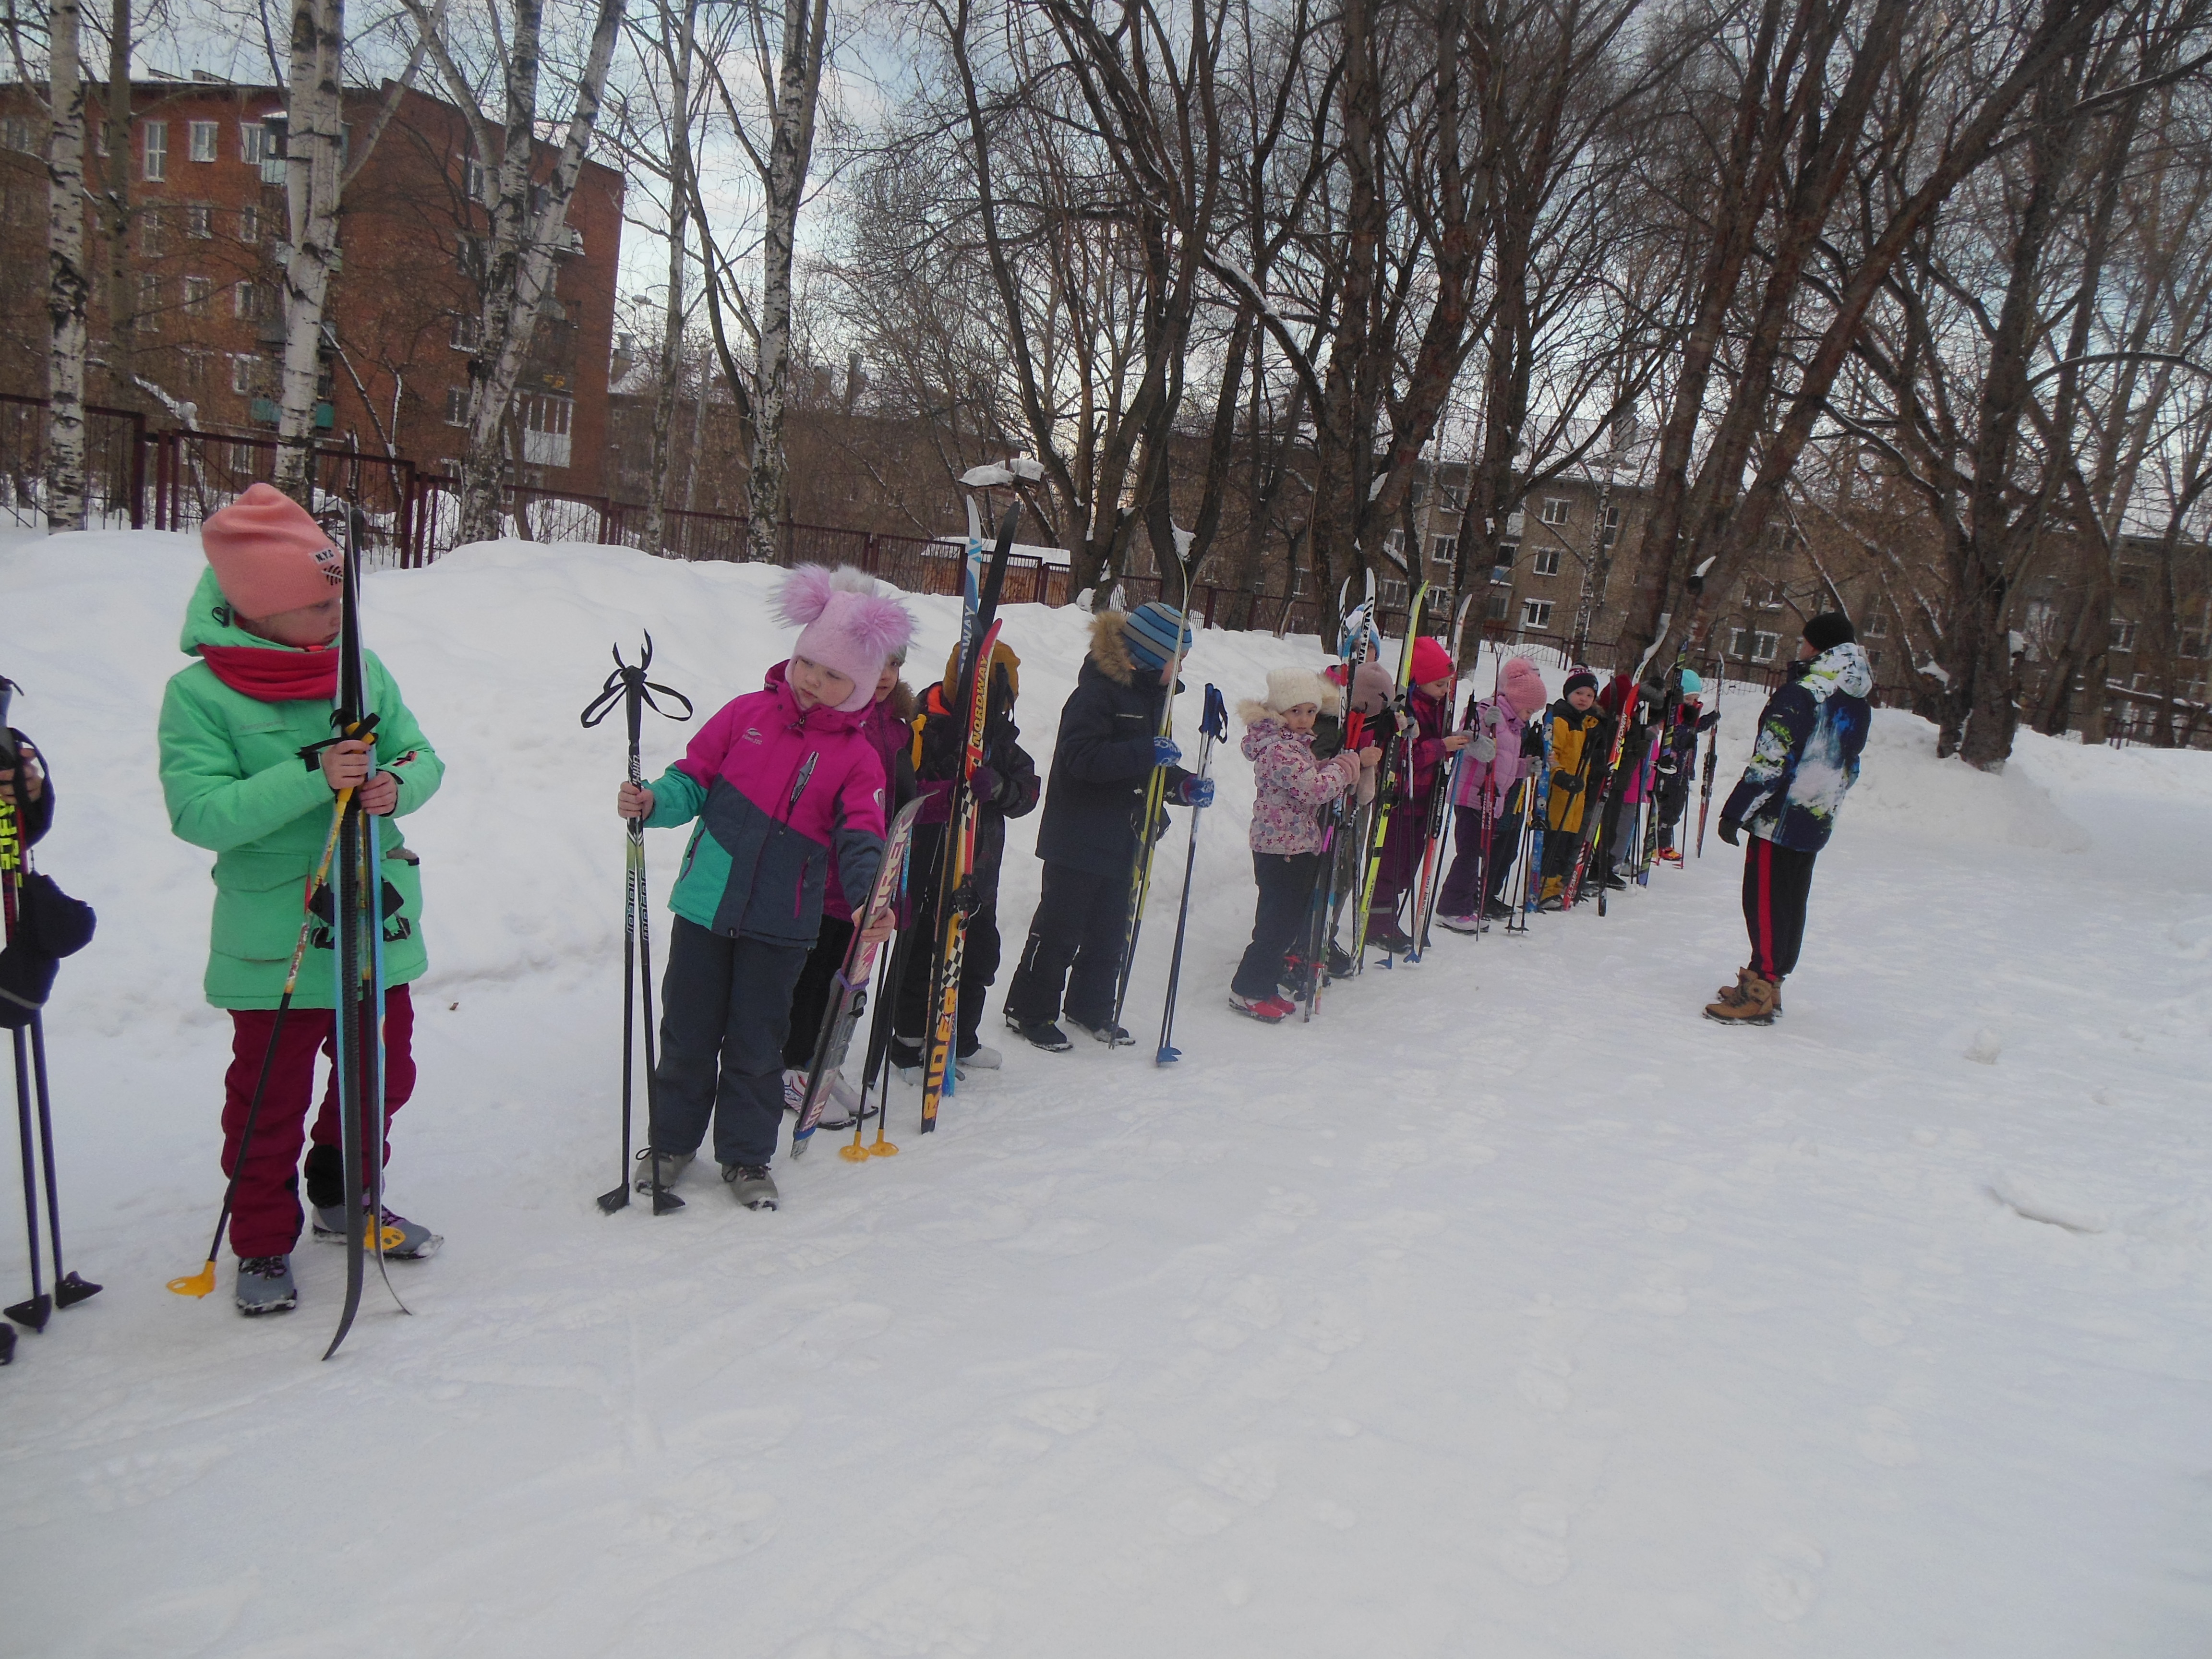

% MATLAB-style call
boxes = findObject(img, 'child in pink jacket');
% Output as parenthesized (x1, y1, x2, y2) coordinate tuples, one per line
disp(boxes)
(1434, 655, 1547, 932)
(1230, 668, 1370, 1022)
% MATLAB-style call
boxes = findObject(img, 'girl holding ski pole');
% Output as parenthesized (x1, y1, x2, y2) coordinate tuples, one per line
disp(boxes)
(1433, 656, 1546, 933)
(1229, 669, 1371, 1022)
(158, 485, 445, 1316)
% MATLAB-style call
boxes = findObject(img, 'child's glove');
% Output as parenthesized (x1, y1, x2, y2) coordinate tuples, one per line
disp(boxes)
(971, 764, 1001, 805)
(1520, 725, 1544, 757)
(1719, 817, 1742, 846)
(1178, 777, 1215, 808)
(1552, 773, 1581, 794)
(1153, 736, 1182, 767)
(1471, 732, 1497, 763)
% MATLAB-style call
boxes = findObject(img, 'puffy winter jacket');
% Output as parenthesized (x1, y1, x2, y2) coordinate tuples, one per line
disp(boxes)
(1543, 700, 1612, 837)
(1033, 611, 1193, 878)
(1722, 643, 1873, 851)
(910, 647, 1041, 894)
(1450, 692, 1537, 808)
(645, 674, 888, 945)
(761, 660, 916, 920)
(1240, 707, 1359, 856)
(158, 567, 444, 1009)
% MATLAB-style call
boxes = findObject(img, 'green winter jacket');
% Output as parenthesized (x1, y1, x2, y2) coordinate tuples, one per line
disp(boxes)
(157, 567, 444, 1009)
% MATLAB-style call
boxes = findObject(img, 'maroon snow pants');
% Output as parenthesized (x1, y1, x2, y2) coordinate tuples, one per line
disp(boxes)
(220, 985, 416, 1259)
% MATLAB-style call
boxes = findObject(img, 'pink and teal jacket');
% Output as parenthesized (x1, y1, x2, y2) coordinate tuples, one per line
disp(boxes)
(645, 673, 888, 945)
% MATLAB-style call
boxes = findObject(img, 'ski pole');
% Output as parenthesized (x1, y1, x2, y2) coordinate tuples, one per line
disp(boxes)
(1156, 685, 1226, 1065)
(581, 637, 692, 1214)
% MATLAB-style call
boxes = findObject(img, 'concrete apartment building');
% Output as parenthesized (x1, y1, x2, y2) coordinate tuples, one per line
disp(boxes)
(0, 75, 623, 493)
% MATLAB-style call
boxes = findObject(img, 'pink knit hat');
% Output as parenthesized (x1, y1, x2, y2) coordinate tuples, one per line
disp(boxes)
(1495, 656, 1547, 718)
(776, 565, 916, 713)
(1411, 635, 1454, 685)
(201, 483, 344, 618)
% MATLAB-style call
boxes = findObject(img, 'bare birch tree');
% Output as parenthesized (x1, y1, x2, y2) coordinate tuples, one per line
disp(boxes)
(45, 0, 90, 531)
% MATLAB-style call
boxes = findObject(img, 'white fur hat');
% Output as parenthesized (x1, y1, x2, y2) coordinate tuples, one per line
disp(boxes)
(1265, 666, 1340, 716)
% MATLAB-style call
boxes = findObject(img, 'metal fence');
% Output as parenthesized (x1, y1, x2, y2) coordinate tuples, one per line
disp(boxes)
(0, 396, 1796, 679)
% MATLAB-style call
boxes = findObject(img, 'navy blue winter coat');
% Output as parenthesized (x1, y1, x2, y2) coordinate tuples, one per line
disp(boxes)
(1033, 611, 1193, 878)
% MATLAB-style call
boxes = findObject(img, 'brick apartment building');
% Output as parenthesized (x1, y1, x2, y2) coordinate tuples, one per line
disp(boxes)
(0, 74, 623, 493)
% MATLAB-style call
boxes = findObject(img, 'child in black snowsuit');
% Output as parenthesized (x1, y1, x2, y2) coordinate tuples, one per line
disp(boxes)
(891, 637, 1041, 1077)
(1002, 603, 1202, 1050)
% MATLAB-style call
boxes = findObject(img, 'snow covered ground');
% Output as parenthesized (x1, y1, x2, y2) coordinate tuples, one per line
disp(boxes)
(3, 533, 2210, 1657)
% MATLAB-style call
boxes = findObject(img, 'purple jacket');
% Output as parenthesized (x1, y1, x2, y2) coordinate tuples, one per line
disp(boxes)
(1241, 706, 1359, 855)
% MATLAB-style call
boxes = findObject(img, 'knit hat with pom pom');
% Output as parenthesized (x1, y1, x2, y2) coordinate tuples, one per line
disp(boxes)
(776, 565, 917, 713)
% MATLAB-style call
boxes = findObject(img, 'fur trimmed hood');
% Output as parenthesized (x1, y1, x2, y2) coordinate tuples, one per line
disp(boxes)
(1087, 609, 1138, 686)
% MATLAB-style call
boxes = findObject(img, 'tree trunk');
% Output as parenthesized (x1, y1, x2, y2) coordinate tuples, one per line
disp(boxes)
(642, 0, 695, 556)
(452, 0, 625, 548)
(744, 0, 831, 565)
(274, 0, 346, 504)
(99, 0, 131, 405)
(44, 0, 88, 532)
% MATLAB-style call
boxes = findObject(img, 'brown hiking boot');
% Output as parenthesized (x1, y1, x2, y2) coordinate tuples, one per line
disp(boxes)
(1705, 971, 1779, 1024)
(1713, 967, 1785, 1017)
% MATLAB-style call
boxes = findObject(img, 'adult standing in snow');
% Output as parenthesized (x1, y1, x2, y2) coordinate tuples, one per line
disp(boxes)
(157, 484, 446, 1316)
(618, 565, 910, 1210)
(1706, 613, 1873, 1025)
(1002, 603, 1203, 1051)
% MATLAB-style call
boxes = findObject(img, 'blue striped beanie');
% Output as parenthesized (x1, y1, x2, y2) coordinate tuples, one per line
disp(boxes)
(1123, 601, 1194, 673)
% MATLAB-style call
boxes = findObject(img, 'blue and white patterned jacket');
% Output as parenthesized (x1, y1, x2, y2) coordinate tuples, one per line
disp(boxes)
(1721, 643, 1873, 851)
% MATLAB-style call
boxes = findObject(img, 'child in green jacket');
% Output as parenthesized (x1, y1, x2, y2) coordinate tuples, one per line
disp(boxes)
(157, 484, 445, 1316)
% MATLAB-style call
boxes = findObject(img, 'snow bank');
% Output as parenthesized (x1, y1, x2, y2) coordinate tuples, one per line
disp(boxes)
(1843, 711, 2094, 852)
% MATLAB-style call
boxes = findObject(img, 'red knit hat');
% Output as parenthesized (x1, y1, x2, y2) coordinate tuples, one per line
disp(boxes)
(1411, 635, 1454, 685)
(201, 483, 344, 619)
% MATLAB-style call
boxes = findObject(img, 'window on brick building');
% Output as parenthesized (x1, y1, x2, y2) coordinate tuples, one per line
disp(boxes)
(241, 119, 283, 183)
(1863, 610, 1889, 637)
(189, 120, 217, 162)
(2111, 617, 2138, 651)
(457, 234, 486, 278)
(1540, 497, 1570, 526)
(1487, 591, 1510, 621)
(1522, 599, 1553, 629)
(463, 156, 489, 202)
(445, 385, 470, 426)
(450, 312, 482, 351)
(1752, 631, 1779, 661)
(1599, 503, 1621, 546)
(1431, 534, 1456, 565)
(1378, 577, 1408, 607)
(1493, 541, 1517, 580)
(239, 203, 261, 243)
(136, 274, 160, 330)
(184, 203, 211, 238)
(183, 275, 212, 316)
(142, 121, 167, 180)
(140, 209, 163, 258)
(1531, 547, 1561, 577)
(230, 355, 258, 394)
(182, 349, 209, 387)
(2, 117, 31, 153)
(233, 280, 270, 321)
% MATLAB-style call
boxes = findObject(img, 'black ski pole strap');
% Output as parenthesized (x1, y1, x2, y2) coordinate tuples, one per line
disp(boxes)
(297, 712, 382, 772)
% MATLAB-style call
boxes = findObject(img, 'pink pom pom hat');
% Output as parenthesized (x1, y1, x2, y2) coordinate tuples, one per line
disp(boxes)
(775, 565, 917, 712)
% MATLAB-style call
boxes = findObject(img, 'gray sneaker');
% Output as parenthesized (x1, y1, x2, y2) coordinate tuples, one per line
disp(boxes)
(632, 1148, 694, 1193)
(722, 1162, 779, 1211)
(235, 1254, 297, 1315)
(957, 1042, 1003, 1070)
(312, 1204, 443, 1259)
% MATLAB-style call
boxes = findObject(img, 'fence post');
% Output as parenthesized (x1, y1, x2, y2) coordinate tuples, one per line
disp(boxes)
(126, 409, 147, 529)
